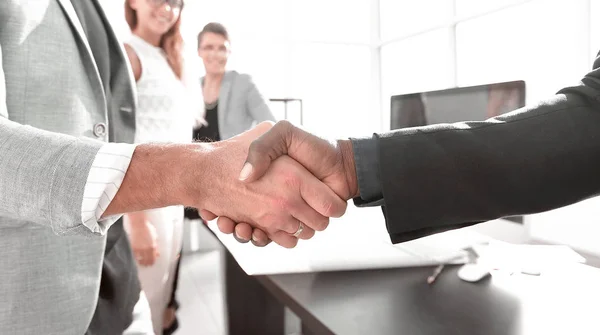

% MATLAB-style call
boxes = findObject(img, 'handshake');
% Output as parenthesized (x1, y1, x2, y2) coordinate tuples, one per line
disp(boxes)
(188, 121, 360, 248)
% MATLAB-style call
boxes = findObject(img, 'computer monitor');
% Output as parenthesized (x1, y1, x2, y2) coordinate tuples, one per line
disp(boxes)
(390, 80, 526, 223)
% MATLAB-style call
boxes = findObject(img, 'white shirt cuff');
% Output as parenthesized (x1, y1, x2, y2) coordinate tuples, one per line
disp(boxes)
(81, 143, 136, 234)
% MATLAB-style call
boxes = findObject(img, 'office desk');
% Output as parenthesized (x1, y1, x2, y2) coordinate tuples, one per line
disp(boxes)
(258, 263, 600, 335)
(211, 208, 597, 334)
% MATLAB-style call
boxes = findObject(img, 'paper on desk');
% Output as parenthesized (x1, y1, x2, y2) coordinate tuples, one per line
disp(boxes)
(396, 228, 491, 263)
(207, 206, 493, 275)
(475, 241, 586, 271)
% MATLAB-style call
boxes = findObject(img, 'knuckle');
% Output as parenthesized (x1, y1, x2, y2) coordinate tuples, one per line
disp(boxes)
(274, 120, 294, 139)
(257, 213, 280, 231)
(248, 140, 265, 155)
(257, 120, 275, 129)
(281, 238, 298, 249)
(320, 218, 330, 231)
(282, 173, 301, 189)
(270, 196, 292, 211)
(320, 199, 336, 217)
(313, 217, 329, 231)
(325, 199, 347, 218)
(275, 120, 291, 130)
(304, 229, 316, 239)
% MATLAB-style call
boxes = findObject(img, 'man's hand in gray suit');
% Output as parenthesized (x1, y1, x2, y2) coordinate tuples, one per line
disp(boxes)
(105, 122, 347, 249)
(201, 121, 359, 247)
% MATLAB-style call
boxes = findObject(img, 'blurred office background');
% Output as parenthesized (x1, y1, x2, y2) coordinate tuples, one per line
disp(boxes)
(98, 1, 600, 333)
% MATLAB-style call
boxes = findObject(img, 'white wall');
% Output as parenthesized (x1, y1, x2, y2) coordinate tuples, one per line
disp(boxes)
(180, 0, 378, 139)
(100, 0, 379, 139)
(98, 1, 126, 36)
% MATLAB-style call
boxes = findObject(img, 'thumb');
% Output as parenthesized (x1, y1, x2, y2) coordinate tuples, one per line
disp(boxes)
(238, 121, 292, 182)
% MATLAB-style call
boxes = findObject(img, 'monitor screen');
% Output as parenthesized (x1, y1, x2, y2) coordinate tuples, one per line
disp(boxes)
(390, 80, 525, 130)
(390, 80, 526, 224)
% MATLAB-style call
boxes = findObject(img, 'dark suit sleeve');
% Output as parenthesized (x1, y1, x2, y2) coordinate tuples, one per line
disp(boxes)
(351, 135, 383, 203)
(369, 53, 600, 244)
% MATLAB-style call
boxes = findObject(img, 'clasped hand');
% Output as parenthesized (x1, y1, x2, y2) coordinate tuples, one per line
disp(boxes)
(193, 121, 358, 248)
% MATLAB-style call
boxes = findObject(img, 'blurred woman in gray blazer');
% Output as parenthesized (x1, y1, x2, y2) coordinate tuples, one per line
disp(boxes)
(181, 23, 276, 333)
(192, 22, 276, 142)
(184, 22, 275, 220)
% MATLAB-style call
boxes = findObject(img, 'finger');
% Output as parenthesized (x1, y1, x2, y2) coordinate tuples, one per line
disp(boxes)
(134, 252, 145, 266)
(239, 121, 294, 182)
(284, 216, 316, 240)
(216, 217, 251, 243)
(234, 223, 253, 242)
(258, 208, 308, 235)
(289, 200, 330, 232)
(233, 234, 250, 244)
(217, 216, 236, 234)
(235, 120, 274, 139)
(251, 239, 270, 247)
(269, 230, 298, 249)
(138, 251, 150, 266)
(199, 209, 217, 221)
(241, 121, 341, 187)
(299, 171, 348, 219)
(250, 228, 271, 247)
(274, 215, 311, 235)
(145, 249, 156, 266)
(294, 221, 316, 240)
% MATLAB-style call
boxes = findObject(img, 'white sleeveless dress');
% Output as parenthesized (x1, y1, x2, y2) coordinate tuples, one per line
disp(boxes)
(125, 34, 191, 334)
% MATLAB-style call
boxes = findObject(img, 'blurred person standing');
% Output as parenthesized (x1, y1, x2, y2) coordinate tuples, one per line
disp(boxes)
(184, 22, 277, 334)
(122, 0, 193, 333)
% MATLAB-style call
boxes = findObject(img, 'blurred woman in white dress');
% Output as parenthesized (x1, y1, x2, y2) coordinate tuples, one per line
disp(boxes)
(122, 0, 192, 333)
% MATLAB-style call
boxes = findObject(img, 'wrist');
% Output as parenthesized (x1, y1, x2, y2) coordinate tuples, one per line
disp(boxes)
(105, 143, 213, 216)
(176, 142, 216, 209)
(126, 143, 194, 209)
(337, 139, 359, 199)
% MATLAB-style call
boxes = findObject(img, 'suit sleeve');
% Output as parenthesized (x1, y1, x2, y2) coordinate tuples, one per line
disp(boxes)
(351, 135, 383, 204)
(244, 74, 276, 122)
(370, 52, 600, 244)
(0, 42, 107, 236)
(0, 44, 6, 119)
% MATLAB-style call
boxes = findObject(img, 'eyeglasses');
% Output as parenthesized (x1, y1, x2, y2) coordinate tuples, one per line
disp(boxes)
(199, 46, 230, 57)
(148, 0, 183, 10)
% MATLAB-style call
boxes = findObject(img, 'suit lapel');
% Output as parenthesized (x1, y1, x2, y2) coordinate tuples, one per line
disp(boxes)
(55, 0, 107, 111)
(94, 0, 138, 108)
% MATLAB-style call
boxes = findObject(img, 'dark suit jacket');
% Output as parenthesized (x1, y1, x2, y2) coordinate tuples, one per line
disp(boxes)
(367, 52, 600, 244)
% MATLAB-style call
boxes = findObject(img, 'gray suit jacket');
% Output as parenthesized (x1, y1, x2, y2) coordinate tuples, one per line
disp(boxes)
(209, 71, 275, 140)
(0, 1, 136, 334)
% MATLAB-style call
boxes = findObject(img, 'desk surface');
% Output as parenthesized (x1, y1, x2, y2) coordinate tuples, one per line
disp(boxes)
(259, 263, 600, 335)
(208, 206, 498, 275)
